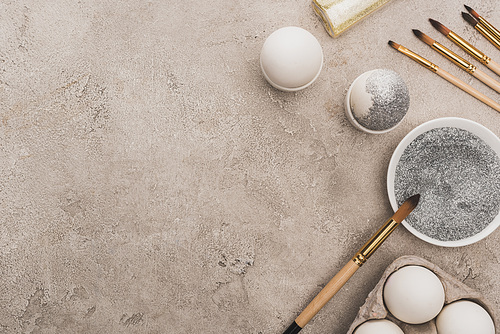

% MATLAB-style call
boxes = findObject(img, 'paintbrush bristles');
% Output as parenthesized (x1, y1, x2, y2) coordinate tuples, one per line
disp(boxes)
(392, 194, 420, 224)
(462, 12, 478, 26)
(429, 19, 450, 35)
(464, 5, 479, 19)
(413, 30, 435, 46)
(388, 40, 400, 49)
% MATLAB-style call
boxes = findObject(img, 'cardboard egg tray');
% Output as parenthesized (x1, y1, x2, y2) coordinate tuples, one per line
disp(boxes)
(346, 255, 497, 334)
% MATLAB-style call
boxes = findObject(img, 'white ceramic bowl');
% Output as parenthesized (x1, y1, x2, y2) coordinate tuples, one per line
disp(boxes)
(387, 117, 500, 247)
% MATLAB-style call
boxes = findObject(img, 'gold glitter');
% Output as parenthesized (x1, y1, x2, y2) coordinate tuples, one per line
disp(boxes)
(313, 0, 393, 38)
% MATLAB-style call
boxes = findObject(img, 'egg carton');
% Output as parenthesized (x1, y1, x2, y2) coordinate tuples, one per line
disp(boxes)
(346, 255, 497, 334)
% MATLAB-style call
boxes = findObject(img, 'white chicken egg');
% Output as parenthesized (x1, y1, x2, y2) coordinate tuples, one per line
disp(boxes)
(260, 26, 323, 92)
(353, 319, 404, 334)
(436, 300, 495, 334)
(383, 265, 444, 324)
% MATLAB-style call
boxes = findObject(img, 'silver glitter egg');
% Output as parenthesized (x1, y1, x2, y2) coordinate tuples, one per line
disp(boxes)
(345, 69, 410, 134)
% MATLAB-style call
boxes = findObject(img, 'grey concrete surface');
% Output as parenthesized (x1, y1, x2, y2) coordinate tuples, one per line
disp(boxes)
(1, 1, 499, 333)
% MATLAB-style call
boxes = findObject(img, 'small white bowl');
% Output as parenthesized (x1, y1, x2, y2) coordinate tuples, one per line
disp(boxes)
(387, 117, 500, 247)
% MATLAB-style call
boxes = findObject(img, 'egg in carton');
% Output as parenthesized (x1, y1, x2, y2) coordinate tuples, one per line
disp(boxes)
(346, 255, 497, 334)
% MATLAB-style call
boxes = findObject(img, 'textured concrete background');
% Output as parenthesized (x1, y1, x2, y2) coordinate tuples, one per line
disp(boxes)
(1, 0, 499, 333)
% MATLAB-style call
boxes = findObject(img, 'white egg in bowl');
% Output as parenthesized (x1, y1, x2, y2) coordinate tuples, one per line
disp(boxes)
(345, 69, 410, 134)
(260, 26, 323, 92)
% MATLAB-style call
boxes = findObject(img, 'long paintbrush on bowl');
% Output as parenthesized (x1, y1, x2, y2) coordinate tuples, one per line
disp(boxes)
(462, 12, 500, 51)
(464, 5, 500, 43)
(412, 29, 500, 93)
(429, 18, 500, 77)
(282, 194, 420, 334)
(388, 41, 500, 113)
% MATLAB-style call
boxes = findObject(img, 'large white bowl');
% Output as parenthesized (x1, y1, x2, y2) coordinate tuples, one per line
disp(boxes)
(387, 117, 500, 247)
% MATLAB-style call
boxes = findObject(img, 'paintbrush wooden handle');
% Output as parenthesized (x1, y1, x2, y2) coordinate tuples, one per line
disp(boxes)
(473, 68, 500, 93)
(487, 59, 500, 77)
(436, 67, 500, 113)
(283, 260, 360, 333)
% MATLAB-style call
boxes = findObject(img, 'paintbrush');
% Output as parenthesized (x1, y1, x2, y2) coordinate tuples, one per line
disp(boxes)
(282, 194, 420, 334)
(462, 12, 500, 51)
(388, 41, 500, 113)
(413, 29, 500, 93)
(464, 5, 500, 45)
(429, 19, 500, 76)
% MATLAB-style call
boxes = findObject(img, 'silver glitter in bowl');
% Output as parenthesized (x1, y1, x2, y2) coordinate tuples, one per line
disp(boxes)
(394, 127, 500, 242)
(347, 69, 410, 133)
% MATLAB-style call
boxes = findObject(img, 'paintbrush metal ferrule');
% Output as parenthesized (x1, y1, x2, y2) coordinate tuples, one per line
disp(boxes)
(429, 40, 500, 93)
(465, 5, 500, 42)
(352, 218, 398, 265)
(447, 31, 491, 65)
(391, 40, 500, 112)
(432, 41, 476, 73)
(478, 18, 500, 42)
(395, 44, 438, 72)
(476, 23, 500, 50)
